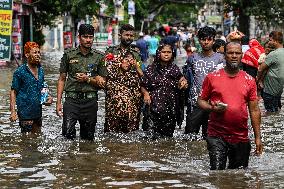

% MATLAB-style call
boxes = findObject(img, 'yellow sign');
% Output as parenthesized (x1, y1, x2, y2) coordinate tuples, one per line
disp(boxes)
(0, 9, 13, 36)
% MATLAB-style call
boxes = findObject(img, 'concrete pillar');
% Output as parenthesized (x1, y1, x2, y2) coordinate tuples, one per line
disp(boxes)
(58, 19, 64, 50)
(29, 14, 33, 41)
(129, 15, 134, 28)
(249, 16, 256, 39)
(54, 26, 58, 50)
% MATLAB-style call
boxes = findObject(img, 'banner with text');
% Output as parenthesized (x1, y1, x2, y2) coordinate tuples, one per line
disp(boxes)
(0, 0, 13, 61)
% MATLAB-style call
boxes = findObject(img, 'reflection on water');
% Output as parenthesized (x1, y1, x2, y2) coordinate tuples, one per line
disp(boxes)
(0, 51, 283, 188)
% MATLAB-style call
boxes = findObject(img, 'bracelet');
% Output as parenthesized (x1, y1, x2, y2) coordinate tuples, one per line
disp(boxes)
(87, 77, 91, 84)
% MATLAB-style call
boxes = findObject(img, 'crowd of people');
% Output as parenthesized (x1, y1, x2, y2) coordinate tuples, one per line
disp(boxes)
(9, 23, 284, 170)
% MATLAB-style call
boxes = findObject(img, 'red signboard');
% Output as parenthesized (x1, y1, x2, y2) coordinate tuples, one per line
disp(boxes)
(63, 31, 73, 49)
(22, 0, 32, 4)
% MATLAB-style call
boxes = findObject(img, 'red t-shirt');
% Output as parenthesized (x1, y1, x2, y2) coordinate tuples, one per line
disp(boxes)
(200, 69, 258, 143)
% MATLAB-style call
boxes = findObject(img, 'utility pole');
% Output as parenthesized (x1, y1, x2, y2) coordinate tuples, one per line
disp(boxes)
(113, 0, 123, 45)
(128, 0, 135, 27)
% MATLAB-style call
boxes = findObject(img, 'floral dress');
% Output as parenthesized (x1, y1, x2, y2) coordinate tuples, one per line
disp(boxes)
(141, 62, 183, 137)
(104, 54, 142, 133)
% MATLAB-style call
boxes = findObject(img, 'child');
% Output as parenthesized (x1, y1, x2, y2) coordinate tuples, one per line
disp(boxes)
(10, 42, 52, 133)
(212, 39, 226, 54)
(141, 44, 187, 137)
(184, 42, 196, 58)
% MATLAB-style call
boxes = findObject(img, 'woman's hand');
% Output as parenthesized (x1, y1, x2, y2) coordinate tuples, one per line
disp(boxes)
(144, 92, 151, 105)
(178, 77, 188, 89)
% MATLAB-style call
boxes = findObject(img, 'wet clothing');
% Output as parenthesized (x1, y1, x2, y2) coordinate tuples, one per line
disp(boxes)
(11, 63, 44, 120)
(60, 47, 106, 140)
(262, 48, 284, 112)
(104, 62, 142, 133)
(263, 48, 284, 96)
(261, 91, 282, 112)
(141, 62, 183, 137)
(62, 98, 98, 140)
(200, 69, 258, 143)
(185, 105, 209, 139)
(207, 137, 251, 170)
(60, 47, 106, 92)
(19, 118, 42, 133)
(183, 52, 225, 136)
(200, 69, 257, 170)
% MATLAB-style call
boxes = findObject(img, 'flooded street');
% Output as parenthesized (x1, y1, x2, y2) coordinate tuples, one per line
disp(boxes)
(0, 51, 284, 188)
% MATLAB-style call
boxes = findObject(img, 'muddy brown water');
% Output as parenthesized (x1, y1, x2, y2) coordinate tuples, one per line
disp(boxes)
(0, 51, 283, 188)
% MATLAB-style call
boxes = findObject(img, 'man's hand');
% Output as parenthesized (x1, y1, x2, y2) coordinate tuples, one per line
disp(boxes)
(257, 80, 264, 90)
(210, 101, 227, 113)
(56, 102, 63, 117)
(94, 76, 106, 88)
(76, 73, 89, 83)
(255, 137, 263, 156)
(10, 111, 18, 122)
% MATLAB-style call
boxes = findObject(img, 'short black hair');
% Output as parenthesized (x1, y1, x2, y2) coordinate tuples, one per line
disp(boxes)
(213, 39, 226, 52)
(197, 26, 216, 39)
(241, 35, 249, 45)
(120, 24, 134, 34)
(78, 24, 94, 36)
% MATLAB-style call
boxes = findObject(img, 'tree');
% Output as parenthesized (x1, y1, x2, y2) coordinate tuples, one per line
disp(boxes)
(102, 0, 204, 30)
(223, 0, 284, 36)
(31, 0, 100, 45)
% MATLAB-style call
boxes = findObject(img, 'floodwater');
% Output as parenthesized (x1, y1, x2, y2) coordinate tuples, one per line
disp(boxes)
(0, 51, 284, 189)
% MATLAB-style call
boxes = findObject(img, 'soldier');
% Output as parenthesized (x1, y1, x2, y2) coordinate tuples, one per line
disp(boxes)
(56, 24, 106, 140)
(103, 24, 144, 132)
(104, 24, 142, 71)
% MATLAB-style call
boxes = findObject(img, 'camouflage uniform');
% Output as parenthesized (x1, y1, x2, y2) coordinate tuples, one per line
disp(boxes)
(104, 44, 143, 132)
(60, 47, 106, 140)
(104, 44, 142, 65)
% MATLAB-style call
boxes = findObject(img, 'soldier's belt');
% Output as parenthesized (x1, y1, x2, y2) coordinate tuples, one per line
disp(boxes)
(65, 91, 97, 99)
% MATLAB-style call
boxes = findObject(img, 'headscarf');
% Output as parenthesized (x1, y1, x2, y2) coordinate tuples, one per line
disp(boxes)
(241, 39, 265, 68)
(154, 43, 175, 64)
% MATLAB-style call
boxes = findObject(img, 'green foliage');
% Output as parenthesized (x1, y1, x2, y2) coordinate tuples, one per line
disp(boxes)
(223, 0, 284, 24)
(31, 0, 101, 46)
(100, 0, 201, 30)
(33, 29, 45, 47)
(32, 0, 66, 29)
(70, 0, 100, 19)
(156, 4, 197, 26)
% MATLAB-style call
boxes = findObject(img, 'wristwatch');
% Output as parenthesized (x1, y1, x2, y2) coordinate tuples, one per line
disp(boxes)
(87, 77, 91, 84)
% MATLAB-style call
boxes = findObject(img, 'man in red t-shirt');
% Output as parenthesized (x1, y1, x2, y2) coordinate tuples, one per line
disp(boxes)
(198, 42, 263, 170)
